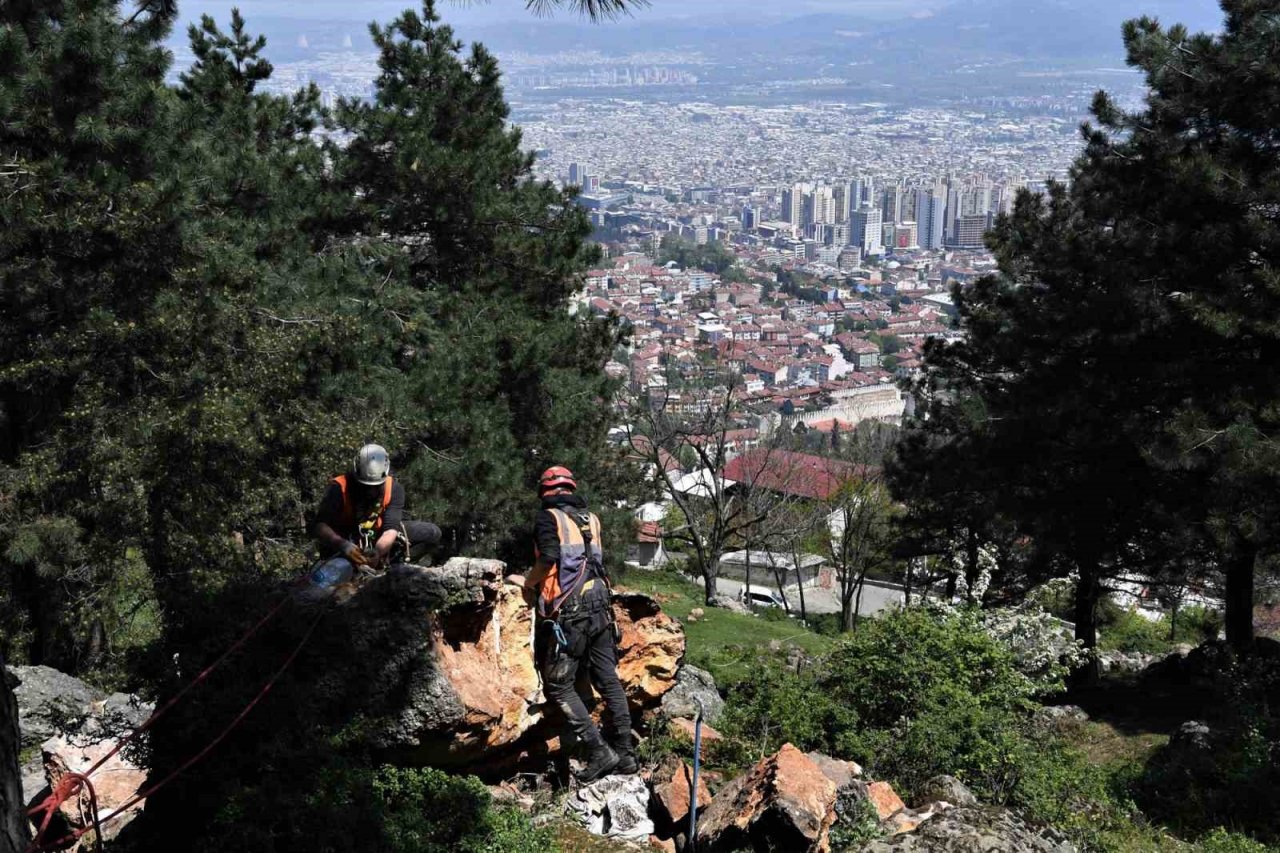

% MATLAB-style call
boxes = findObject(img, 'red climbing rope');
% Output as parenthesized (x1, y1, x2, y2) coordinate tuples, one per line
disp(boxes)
(25, 772, 103, 853)
(24, 575, 332, 852)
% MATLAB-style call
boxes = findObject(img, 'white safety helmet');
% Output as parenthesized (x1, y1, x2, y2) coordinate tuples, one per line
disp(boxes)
(353, 444, 391, 486)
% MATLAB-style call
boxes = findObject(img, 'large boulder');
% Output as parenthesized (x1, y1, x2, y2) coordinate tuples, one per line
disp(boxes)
(40, 732, 148, 844)
(696, 743, 837, 852)
(660, 665, 725, 725)
(300, 559, 683, 771)
(916, 775, 978, 809)
(7, 666, 151, 807)
(856, 806, 1077, 852)
(5, 666, 152, 846)
(614, 593, 687, 710)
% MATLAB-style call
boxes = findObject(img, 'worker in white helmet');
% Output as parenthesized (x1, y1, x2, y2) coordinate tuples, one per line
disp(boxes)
(311, 444, 441, 569)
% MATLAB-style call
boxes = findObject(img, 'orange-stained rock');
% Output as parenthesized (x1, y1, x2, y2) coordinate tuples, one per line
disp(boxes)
(42, 734, 147, 844)
(649, 835, 677, 853)
(613, 593, 686, 708)
(428, 577, 682, 766)
(670, 717, 723, 744)
(695, 743, 837, 853)
(431, 580, 543, 757)
(651, 754, 713, 831)
(866, 781, 907, 820)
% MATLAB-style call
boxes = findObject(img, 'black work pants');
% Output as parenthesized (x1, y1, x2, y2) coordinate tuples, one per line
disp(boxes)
(538, 608, 632, 753)
(396, 520, 442, 563)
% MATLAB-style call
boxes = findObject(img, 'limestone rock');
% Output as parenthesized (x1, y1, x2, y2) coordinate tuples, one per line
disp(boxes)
(10, 666, 100, 750)
(709, 594, 751, 615)
(304, 560, 682, 770)
(614, 593, 686, 708)
(565, 773, 654, 841)
(660, 665, 725, 724)
(857, 806, 1077, 852)
(807, 751, 863, 790)
(7, 666, 152, 805)
(40, 732, 148, 843)
(670, 717, 723, 744)
(650, 754, 711, 832)
(917, 775, 978, 808)
(696, 743, 837, 853)
(864, 781, 906, 821)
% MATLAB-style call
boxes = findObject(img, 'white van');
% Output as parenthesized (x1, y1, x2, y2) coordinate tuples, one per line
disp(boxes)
(738, 585, 788, 609)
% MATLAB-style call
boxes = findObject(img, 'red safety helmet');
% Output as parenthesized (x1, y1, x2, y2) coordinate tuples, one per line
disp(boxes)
(539, 465, 577, 493)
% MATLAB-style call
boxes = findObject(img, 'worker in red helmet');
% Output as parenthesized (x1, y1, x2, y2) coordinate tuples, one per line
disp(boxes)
(525, 465, 637, 782)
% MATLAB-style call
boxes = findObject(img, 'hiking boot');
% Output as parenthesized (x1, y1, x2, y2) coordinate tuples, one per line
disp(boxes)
(577, 744, 621, 783)
(612, 748, 640, 775)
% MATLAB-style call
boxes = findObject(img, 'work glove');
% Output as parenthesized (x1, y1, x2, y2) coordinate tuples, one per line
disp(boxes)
(341, 541, 370, 567)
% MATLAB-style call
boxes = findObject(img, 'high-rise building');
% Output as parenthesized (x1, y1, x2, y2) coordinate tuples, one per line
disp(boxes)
(832, 181, 852, 224)
(881, 184, 904, 225)
(568, 163, 588, 186)
(741, 205, 757, 231)
(895, 222, 919, 250)
(850, 204, 884, 257)
(855, 177, 875, 208)
(914, 187, 947, 250)
(807, 185, 836, 226)
(953, 213, 992, 248)
(781, 183, 805, 225)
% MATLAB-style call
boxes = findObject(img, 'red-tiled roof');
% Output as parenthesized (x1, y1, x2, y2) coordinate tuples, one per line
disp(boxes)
(720, 449, 870, 501)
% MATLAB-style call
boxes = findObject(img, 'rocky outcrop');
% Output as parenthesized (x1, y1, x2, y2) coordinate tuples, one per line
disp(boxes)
(5, 666, 152, 847)
(857, 806, 1076, 852)
(301, 559, 683, 771)
(917, 775, 978, 808)
(614, 593, 686, 709)
(40, 734, 147, 844)
(696, 743, 837, 852)
(659, 664, 725, 725)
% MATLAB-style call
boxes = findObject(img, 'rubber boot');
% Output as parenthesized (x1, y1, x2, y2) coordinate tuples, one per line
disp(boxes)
(577, 743, 621, 783)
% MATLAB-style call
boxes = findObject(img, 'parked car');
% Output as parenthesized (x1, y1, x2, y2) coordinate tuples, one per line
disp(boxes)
(738, 584, 788, 609)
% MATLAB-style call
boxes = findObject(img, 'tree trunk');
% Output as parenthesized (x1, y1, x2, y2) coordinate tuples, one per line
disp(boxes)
(944, 572, 958, 600)
(702, 568, 718, 606)
(1, 655, 30, 853)
(1225, 543, 1257, 655)
(964, 527, 980, 603)
(1071, 562, 1102, 686)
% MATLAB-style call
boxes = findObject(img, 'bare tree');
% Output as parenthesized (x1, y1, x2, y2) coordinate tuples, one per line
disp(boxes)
(824, 470, 896, 631)
(628, 373, 775, 605)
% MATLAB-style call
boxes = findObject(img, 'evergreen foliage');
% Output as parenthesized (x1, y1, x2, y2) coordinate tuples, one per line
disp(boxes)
(891, 0, 1280, 668)
(0, 0, 631, 677)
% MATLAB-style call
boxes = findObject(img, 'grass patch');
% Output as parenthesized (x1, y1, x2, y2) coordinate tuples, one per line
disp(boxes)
(618, 569, 836, 686)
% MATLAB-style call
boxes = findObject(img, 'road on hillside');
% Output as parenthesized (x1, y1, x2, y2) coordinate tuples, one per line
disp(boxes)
(714, 576, 904, 618)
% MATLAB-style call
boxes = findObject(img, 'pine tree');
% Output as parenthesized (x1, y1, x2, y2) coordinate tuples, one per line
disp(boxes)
(328, 1, 629, 564)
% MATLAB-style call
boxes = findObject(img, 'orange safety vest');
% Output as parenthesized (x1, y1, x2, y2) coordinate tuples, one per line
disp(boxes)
(535, 507, 604, 618)
(332, 474, 394, 534)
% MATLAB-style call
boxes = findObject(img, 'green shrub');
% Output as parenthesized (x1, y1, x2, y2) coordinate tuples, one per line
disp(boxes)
(1100, 608, 1170, 654)
(1198, 828, 1276, 853)
(195, 764, 553, 853)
